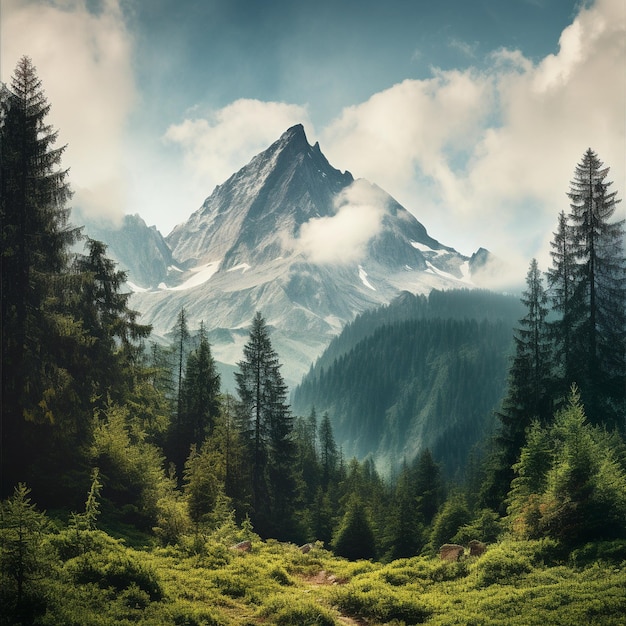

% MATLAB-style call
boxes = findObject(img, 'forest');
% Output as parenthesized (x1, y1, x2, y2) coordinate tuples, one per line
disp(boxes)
(1, 56, 626, 625)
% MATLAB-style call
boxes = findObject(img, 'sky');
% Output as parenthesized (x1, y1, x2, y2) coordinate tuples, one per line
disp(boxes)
(2, 0, 625, 283)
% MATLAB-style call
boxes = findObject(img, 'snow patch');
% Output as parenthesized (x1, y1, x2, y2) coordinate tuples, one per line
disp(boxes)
(411, 241, 445, 256)
(410, 240, 434, 252)
(358, 265, 376, 291)
(168, 265, 184, 273)
(228, 263, 251, 273)
(159, 260, 222, 291)
(424, 261, 461, 283)
(126, 281, 148, 293)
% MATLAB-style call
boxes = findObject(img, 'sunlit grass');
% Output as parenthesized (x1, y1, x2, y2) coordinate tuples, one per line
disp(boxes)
(25, 531, 626, 625)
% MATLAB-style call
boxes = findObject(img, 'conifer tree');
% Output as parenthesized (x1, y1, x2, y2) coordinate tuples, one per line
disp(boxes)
(0, 484, 52, 618)
(235, 312, 297, 538)
(546, 210, 577, 398)
(172, 307, 190, 424)
(0, 57, 83, 496)
(565, 149, 625, 427)
(486, 260, 552, 510)
(168, 322, 222, 476)
(74, 238, 151, 404)
(319, 411, 338, 489)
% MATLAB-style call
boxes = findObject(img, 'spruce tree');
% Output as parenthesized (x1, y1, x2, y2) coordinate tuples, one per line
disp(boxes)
(565, 149, 625, 427)
(0, 57, 83, 496)
(177, 323, 221, 465)
(319, 411, 338, 489)
(546, 211, 577, 399)
(74, 238, 151, 405)
(235, 312, 296, 538)
(485, 261, 552, 511)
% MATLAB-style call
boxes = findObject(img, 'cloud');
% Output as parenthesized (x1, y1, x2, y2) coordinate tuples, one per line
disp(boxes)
(296, 180, 386, 264)
(164, 99, 313, 188)
(2, 0, 136, 225)
(320, 0, 625, 274)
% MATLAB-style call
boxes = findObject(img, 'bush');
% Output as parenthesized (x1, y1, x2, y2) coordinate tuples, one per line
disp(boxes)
(260, 595, 337, 626)
(474, 544, 532, 587)
(66, 550, 162, 600)
(570, 540, 626, 566)
(334, 580, 431, 624)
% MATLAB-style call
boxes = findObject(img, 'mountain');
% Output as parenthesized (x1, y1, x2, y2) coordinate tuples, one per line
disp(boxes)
(73, 212, 176, 289)
(79, 124, 494, 388)
(292, 289, 524, 476)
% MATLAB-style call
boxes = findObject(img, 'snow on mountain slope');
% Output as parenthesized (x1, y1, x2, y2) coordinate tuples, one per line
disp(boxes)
(99, 125, 488, 387)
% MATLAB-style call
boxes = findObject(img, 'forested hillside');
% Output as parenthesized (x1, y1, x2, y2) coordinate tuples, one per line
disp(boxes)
(2, 57, 625, 626)
(293, 290, 524, 475)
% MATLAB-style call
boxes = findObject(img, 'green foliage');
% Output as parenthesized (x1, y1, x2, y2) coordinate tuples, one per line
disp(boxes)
(259, 595, 336, 625)
(507, 388, 626, 546)
(293, 290, 522, 476)
(65, 549, 162, 600)
(333, 578, 432, 624)
(91, 403, 171, 529)
(474, 544, 533, 587)
(0, 484, 55, 622)
(332, 496, 377, 561)
(452, 508, 502, 545)
(429, 494, 472, 552)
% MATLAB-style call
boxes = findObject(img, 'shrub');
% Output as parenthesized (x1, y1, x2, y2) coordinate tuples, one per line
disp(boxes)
(66, 550, 162, 600)
(570, 540, 626, 566)
(474, 544, 532, 587)
(334, 581, 431, 624)
(260, 595, 337, 626)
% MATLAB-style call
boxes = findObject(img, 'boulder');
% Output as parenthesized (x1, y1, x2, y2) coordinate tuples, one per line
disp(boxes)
(299, 543, 313, 554)
(230, 540, 252, 552)
(439, 543, 465, 561)
(468, 540, 486, 557)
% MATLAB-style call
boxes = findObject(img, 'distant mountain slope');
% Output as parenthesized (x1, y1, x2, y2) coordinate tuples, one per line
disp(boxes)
(73, 212, 176, 289)
(292, 289, 523, 476)
(78, 125, 501, 387)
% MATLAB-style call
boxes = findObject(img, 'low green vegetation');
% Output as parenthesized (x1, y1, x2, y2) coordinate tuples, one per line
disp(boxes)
(1, 501, 625, 626)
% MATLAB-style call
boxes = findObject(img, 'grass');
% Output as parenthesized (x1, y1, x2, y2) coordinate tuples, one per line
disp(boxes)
(12, 532, 626, 625)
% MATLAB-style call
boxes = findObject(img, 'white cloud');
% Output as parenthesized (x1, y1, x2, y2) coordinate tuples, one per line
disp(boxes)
(2, 0, 136, 225)
(296, 180, 386, 264)
(320, 0, 625, 273)
(164, 99, 313, 187)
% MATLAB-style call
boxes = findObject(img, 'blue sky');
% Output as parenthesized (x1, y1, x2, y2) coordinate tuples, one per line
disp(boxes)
(2, 0, 625, 282)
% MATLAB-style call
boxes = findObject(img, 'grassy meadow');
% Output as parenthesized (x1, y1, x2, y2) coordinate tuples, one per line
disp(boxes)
(7, 520, 625, 626)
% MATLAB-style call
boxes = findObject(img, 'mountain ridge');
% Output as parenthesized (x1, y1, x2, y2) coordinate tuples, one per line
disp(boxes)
(77, 124, 500, 387)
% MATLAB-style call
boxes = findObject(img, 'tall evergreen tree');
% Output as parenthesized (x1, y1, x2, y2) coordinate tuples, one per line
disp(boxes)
(565, 149, 625, 427)
(179, 323, 221, 454)
(319, 411, 338, 489)
(235, 312, 297, 538)
(173, 308, 190, 424)
(484, 261, 551, 511)
(546, 211, 577, 398)
(74, 238, 151, 404)
(0, 57, 83, 496)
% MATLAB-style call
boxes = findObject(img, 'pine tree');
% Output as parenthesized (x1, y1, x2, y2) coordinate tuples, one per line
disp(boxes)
(565, 149, 626, 427)
(74, 238, 151, 404)
(172, 307, 190, 425)
(181, 323, 220, 440)
(546, 211, 577, 398)
(486, 260, 552, 510)
(235, 312, 297, 538)
(0, 57, 83, 496)
(0, 484, 52, 618)
(319, 411, 338, 489)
